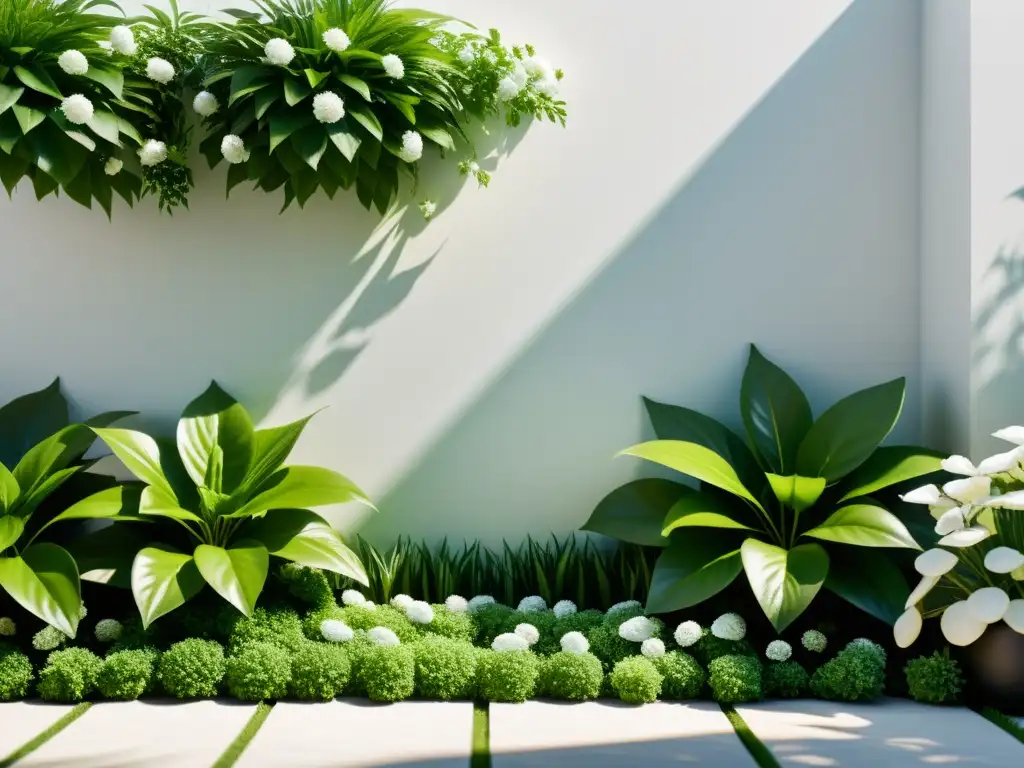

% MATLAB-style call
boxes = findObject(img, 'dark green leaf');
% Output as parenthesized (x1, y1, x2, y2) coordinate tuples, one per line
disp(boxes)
(81, 66, 123, 100)
(65, 523, 148, 589)
(645, 530, 743, 613)
(347, 102, 382, 141)
(291, 125, 328, 170)
(177, 381, 255, 494)
(254, 87, 278, 120)
(283, 77, 312, 106)
(0, 83, 24, 116)
(12, 104, 45, 135)
(193, 541, 268, 616)
(337, 74, 370, 101)
(741, 539, 829, 631)
(242, 508, 367, 583)
(825, 547, 909, 625)
(838, 446, 945, 502)
(86, 110, 120, 146)
(740, 344, 812, 473)
(14, 65, 61, 99)
(0, 379, 66, 469)
(269, 108, 313, 153)
(304, 69, 329, 89)
(581, 478, 687, 547)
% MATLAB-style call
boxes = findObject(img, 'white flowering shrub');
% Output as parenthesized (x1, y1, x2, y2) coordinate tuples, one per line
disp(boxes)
(802, 630, 827, 653)
(765, 640, 792, 662)
(618, 616, 658, 642)
(517, 596, 547, 613)
(514, 623, 540, 646)
(711, 613, 746, 642)
(560, 631, 590, 654)
(492, 632, 530, 652)
(640, 638, 665, 658)
(552, 600, 577, 618)
(674, 621, 702, 648)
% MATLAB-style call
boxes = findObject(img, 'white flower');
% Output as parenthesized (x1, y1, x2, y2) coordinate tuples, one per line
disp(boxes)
(523, 55, 554, 80)
(265, 38, 295, 66)
(1005, 600, 1024, 634)
(321, 619, 354, 643)
(511, 60, 528, 88)
(145, 57, 175, 84)
(674, 621, 702, 647)
(942, 455, 979, 476)
(641, 638, 666, 658)
(536, 77, 560, 98)
(110, 25, 137, 55)
(138, 139, 167, 167)
(711, 613, 747, 641)
(94, 619, 122, 642)
(985, 546, 1024, 573)
(766, 640, 792, 662)
(978, 449, 1021, 475)
(468, 161, 480, 175)
(58, 50, 88, 76)
(220, 134, 249, 165)
(391, 594, 415, 610)
(104, 157, 122, 176)
(192, 91, 220, 117)
(368, 626, 401, 647)
(458, 47, 474, 65)
(902, 484, 943, 505)
(607, 600, 641, 616)
(802, 629, 827, 652)
(943, 476, 991, 504)
(32, 626, 65, 651)
(406, 600, 435, 625)
(618, 616, 657, 642)
(399, 130, 423, 163)
(914, 547, 959, 577)
(894, 606, 922, 648)
(322, 28, 350, 52)
(312, 91, 345, 124)
(363, 602, 376, 611)
(419, 199, 437, 220)
(988, 490, 1024, 510)
(560, 631, 589, 654)
(940, 600, 987, 646)
(60, 94, 93, 125)
(497, 77, 520, 102)
(445, 595, 469, 614)
(906, 575, 940, 608)
(341, 589, 367, 607)
(492, 632, 529, 651)
(552, 600, 577, 619)
(514, 623, 540, 646)
(993, 426, 1024, 445)
(938, 525, 991, 548)
(382, 53, 405, 79)
(517, 595, 547, 613)
(935, 508, 966, 536)
(967, 587, 1010, 624)
(0, 617, 15, 636)
(468, 595, 496, 613)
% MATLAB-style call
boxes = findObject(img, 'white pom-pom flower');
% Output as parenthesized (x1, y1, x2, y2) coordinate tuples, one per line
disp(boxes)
(110, 25, 137, 55)
(192, 91, 219, 117)
(364, 602, 376, 611)
(536, 77, 560, 98)
(985, 547, 1024, 573)
(497, 77, 520, 102)
(641, 638, 666, 658)
(674, 621, 702, 647)
(382, 53, 405, 79)
(766, 640, 792, 662)
(618, 616, 657, 642)
(145, 57, 175, 84)
(493, 632, 529, 651)
(511, 60, 528, 88)
(711, 613, 747, 641)
(220, 134, 249, 165)
(33, 626, 64, 651)
(60, 94, 93, 125)
(967, 587, 1010, 624)
(514, 623, 540, 646)
(94, 619, 123, 643)
(104, 157, 122, 176)
(914, 548, 959, 577)
(458, 47, 474, 65)
(445, 595, 469, 614)
(406, 600, 435, 625)
(322, 28, 350, 52)
(802, 629, 827, 652)
(940, 600, 987, 646)
(341, 589, 368, 607)
(943, 476, 991, 504)
(321, 619, 354, 643)
(265, 38, 295, 66)
(1005, 600, 1024, 634)
(0, 617, 15, 636)
(607, 600, 641, 616)
(312, 91, 345, 124)
(553, 600, 577, 619)
(368, 626, 401, 646)
(391, 594, 415, 610)
(468, 595, 496, 613)
(560, 631, 589, 654)
(894, 606, 922, 648)
(138, 139, 167, 167)
(523, 55, 554, 79)
(993, 426, 1024, 445)
(419, 199, 437, 220)
(399, 130, 423, 163)
(935, 508, 966, 536)
(517, 595, 547, 613)
(58, 50, 88, 76)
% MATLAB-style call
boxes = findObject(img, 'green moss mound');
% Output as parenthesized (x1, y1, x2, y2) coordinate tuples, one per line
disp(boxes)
(476, 649, 540, 702)
(158, 639, 226, 699)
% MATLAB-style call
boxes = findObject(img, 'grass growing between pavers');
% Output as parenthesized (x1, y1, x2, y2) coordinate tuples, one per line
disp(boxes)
(471, 701, 490, 768)
(0, 703, 92, 768)
(721, 705, 781, 768)
(979, 708, 1024, 745)
(211, 702, 274, 768)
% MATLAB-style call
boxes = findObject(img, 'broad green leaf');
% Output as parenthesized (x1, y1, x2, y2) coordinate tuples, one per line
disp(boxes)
(838, 446, 945, 502)
(801, 503, 920, 549)
(254, 87, 278, 119)
(0, 462, 19, 511)
(326, 121, 361, 162)
(0, 379, 67, 469)
(0, 84, 24, 116)
(382, 93, 415, 124)
(269, 109, 314, 153)
(337, 74, 370, 101)
(231, 466, 374, 518)
(661, 487, 754, 535)
(16, 466, 78, 519)
(346, 103, 382, 141)
(0, 543, 81, 636)
(417, 123, 454, 151)
(92, 428, 175, 499)
(0, 515, 24, 550)
(14, 65, 61, 99)
(581, 478, 688, 547)
(81, 66, 123, 100)
(131, 546, 204, 628)
(304, 69, 329, 88)
(229, 65, 272, 104)
(283, 77, 312, 106)
(765, 474, 826, 513)
(741, 539, 829, 632)
(645, 530, 743, 613)
(236, 414, 314, 497)
(87, 110, 120, 146)
(139, 485, 204, 524)
(824, 547, 909, 625)
(32, 483, 143, 538)
(291, 126, 328, 170)
(242, 508, 367, 582)
(619, 441, 764, 511)
(177, 381, 255, 494)
(796, 378, 906, 483)
(740, 344, 813, 473)
(193, 541, 268, 616)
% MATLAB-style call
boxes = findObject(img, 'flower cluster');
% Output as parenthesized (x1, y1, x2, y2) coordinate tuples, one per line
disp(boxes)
(674, 621, 702, 647)
(560, 631, 589, 654)
(517, 596, 547, 613)
(766, 640, 792, 662)
(802, 630, 827, 653)
(711, 613, 747, 642)
(618, 616, 657, 642)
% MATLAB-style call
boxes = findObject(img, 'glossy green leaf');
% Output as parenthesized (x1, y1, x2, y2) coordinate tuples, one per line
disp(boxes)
(326, 121, 360, 162)
(645, 530, 743, 613)
(176, 382, 254, 494)
(269, 109, 313, 153)
(291, 126, 328, 170)
(28, 123, 88, 185)
(92, 428, 175, 498)
(382, 93, 415, 124)
(229, 66, 272, 105)
(87, 110, 120, 146)
(581, 478, 687, 547)
(824, 547, 909, 625)
(417, 123, 454, 151)
(231, 466, 375, 518)
(236, 414, 314, 498)
(661, 487, 754, 535)
(838, 446, 945, 502)
(741, 539, 829, 632)
(0, 83, 24, 116)
(12, 104, 44, 135)
(740, 345, 813, 473)
(0, 462, 20, 512)
(242, 508, 367, 582)
(347, 103, 382, 141)
(337, 74, 370, 101)
(253, 87, 278, 120)
(81, 66, 123, 99)
(16, 466, 78, 520)
(304, 69, 329, 88)
(14, 65, 61, 99)
(139, 485, 204, 524)
(283, 77, 312, 106)
(33, 484, 143, 538)
(0, 515, 24, 550)
(796, 378, 906, 483)
(131, 546, 204, 628)
(193, 541, 268, 616)
(765, 474, 826, 513)
(801, 502, 919, 549)
(0, 379, 67, 469)
(0, 543, 81, 636)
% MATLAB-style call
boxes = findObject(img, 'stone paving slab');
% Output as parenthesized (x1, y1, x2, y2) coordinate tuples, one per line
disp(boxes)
(737, 698, 1024, 766)
(14, 700, 256, 767)
(0, 703, 75, 760)
(490, 700, 754, 766)
(235, 700, 473, 767)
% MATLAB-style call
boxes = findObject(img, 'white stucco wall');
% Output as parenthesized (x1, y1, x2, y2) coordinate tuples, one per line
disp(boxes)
(0, 0, 924, 545)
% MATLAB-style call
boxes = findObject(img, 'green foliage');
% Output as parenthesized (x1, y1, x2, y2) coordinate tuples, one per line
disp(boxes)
(38, 647, 103, 702)
(582, 344, 941, 630)
(694, 629, 757, 667)
(538, 651, 603, 700)
(475, 649, 539, 702)
(708, 654, 762, 704)
(424, 604, 477, 643)
(587, 608, 655, 671)
(412, 635, 477, 700)
(810, 643, 886, 702)
(226, 641, 292, 701)
(279, 563, 335, 608)
(359, 644, 415, 702)
(763, 661, 808, 698)
(289, 642, 350, 701)
(229, 607, 306, 653)
(0, 644, 33, 700)
(158, 638, 226, 699)
(651, 651, 705, 700)
(472, 603, 518, 648)
(303, 603, 420, 643)
(97, 648, 158, 700)
(610, 657, 662, 704)
(904, 651, 963, 705)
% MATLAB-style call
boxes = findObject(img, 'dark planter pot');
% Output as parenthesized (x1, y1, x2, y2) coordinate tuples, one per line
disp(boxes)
(961, 624, 1024, 714)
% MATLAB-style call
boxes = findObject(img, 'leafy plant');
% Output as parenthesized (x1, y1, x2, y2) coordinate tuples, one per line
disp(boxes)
(0, 644, 33, 700)
(225, 640, 291, 700)
(158, 637, 225, 698)
(809, 641, 886, 701)
(583, 344, 944, 631)
(708, 654, 762, 703)
(475, 648, 538, 702)
(37, 646, 102, 701)
(96, 647, 157, 700)
(610, 656, 662, 704)
(538, 649, 603, 700)
(904, 650, 963, 704)
(288, 641, 349, 700)
(651, 651, 704, 700)
(360, 643, 414, 702)
(411, 634, 476, 699)
(63, 381, 373, 627)
(763, 660, 808, 698)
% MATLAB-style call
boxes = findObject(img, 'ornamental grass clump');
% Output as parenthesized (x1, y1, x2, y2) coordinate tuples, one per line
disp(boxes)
(412, 635, 477, 700)
(289, 642, 350, 701)
(0, 645, 33, 701)
(38, 648, 103, 702)
(226, 641, 292, 701)
(651, 651, 705, 700)
(97, 649, 158, 700)
(610, 657, 662, 704)
(475, 649, 539, 702)
(360, 644, 415, 702)
(904, 651, 964, 705)
(158, 638, 226, 699)
(708, 654, 762, 704)
(539, 650, 603, 701)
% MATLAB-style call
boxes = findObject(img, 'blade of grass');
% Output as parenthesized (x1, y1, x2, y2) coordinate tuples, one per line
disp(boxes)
(471, 701, 491, 768)
(721, 704, 781, 768)
(211, 701, 274, 768)
(0, 702, 92, 768)
(978, 708, 1024, 745)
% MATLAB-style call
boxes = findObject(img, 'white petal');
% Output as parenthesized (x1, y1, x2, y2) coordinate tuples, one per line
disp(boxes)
(941, 455, 978, 476)
(985, 546, 1024, 573)
(915, 548, 959, 577)
(986, 490, 1024, 510)
(940, 600, 988, 646)
(906, 575, 940, 608)
(894, 606, 922, 648)
(934, 508, 966, 535)
(943, 476, 991, 503)
(967, 587, 1010, 624)
(993, 426, 1024, 445)
(977, 449, 1021, 475)
(937, 525, 990, 548)
(902, 484, 942, 505)
(1004, 600, 1024, 634)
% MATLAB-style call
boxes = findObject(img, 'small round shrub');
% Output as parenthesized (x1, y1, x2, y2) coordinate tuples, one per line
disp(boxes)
(425, 605, 478, 643)
(652, 651, 705, 700)
(360, 644, 415, 702)
(304, 604, 420, 643)
(588, 620, 642, 671)
(810, 644, 885, 702)
(476, 649, 540, 702)
(473, 604, 519, 647)
(0, 645, 33, 701)
(610, 657, 662, 704)
(229, 608, 306, 654)
(174, 601, 242, 643)
(159, 639, 226, 699)
(694, 629, 757, 666)
(555, 609, 604, 638)
(539, 651, 603, 700)
(708, 654, 762, 704)
(279, 564, 335, 608)
(226, 641, 292, 701)
(413, 636, 477, 700)
(511, 611, 557, 654)
(289, 642, 350, 701)
(97, 649, 158, 700)
(38, 648, 103, 702)
(763, 661, 809, 699)
(904, 651, 964, 705)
